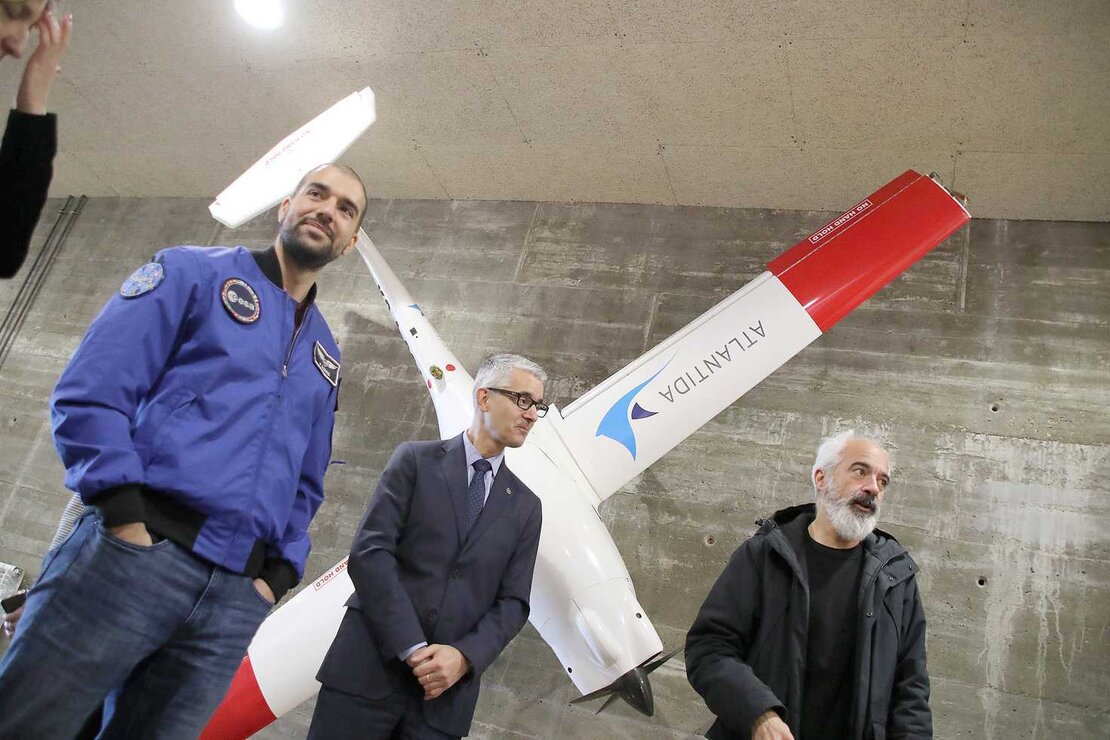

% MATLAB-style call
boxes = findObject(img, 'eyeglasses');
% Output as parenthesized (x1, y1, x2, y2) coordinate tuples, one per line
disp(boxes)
(487, 388, 549, 418)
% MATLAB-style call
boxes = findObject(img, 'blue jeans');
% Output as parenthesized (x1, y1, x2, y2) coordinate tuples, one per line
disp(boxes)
(0, 513, 272, 739)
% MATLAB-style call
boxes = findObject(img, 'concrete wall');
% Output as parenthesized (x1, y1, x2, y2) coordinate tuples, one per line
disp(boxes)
(0, 197, 1107, 738)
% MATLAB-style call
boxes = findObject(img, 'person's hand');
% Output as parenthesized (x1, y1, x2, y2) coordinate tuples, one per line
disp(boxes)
(2, 604, 23, 639)
(408, 644, 470, 700)
(107, 522, 154, 547)
(752, 710, 793, 740)
(16, 8, 72, 115)
(404, 649, 425, 669)
(253, 578, 276, 605)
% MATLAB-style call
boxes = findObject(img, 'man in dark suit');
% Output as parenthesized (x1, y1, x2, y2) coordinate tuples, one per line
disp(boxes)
(308, 353, 547, 739)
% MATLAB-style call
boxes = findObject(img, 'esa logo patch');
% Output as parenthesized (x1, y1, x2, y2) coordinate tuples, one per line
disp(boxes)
(313, 341, 340, 387)
(119, 262, 165, 298)
(221, 278, 261, 324)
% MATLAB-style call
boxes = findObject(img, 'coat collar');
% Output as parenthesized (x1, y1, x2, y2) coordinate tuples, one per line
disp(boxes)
(461, 430, 505, 479)
(760, 502, 907, 561)
(251, 246, 319, 307)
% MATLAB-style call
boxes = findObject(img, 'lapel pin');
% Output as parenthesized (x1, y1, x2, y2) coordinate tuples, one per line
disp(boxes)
(506, 487, 513, 496)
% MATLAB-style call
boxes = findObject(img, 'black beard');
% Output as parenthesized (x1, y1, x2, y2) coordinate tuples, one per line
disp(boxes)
(280, 221, 335, 271)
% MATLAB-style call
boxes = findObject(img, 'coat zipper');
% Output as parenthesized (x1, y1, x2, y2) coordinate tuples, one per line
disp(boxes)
(282, 307, 309, 379)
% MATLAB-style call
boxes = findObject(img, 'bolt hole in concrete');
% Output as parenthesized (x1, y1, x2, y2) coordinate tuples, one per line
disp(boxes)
(977, 577, 987, 587)
(990, 403, 1000, 412)
(704, 535, 716, 546)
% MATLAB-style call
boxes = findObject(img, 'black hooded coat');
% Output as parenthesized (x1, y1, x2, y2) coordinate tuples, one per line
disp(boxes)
(685, 504, 931, 739)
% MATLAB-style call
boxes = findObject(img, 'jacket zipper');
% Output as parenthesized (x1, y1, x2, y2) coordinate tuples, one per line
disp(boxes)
(282, 307, 309, 379)
(243, 294, 300, 561)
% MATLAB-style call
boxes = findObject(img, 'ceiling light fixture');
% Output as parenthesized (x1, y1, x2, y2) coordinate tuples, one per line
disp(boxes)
(234, 0, 285, 30)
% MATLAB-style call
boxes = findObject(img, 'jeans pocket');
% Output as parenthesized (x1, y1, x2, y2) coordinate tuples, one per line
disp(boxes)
(97, 522, 173, 553)
(246, 578, 276, 611)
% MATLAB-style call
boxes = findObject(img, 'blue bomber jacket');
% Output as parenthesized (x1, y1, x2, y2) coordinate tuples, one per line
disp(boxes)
(50, 245, 340, 599)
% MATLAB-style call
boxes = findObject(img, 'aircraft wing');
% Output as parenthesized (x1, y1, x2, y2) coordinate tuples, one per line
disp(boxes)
(208, 87, 376, 228)
(552, 170, 970, 503)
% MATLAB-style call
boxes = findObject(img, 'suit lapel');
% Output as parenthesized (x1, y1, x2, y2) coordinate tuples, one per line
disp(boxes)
(463, 462, 516, 550)
(438, 434, 470, 544)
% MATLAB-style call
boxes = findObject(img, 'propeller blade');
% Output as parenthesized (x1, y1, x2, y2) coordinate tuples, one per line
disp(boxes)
(595, 693, 622, 715)
(570, 684, 616, 705)
(643, 646, 682, 674)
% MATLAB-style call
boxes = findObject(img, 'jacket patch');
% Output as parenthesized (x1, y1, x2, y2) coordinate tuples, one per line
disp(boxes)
(120, 262, 164, 298)
(313, 341, 340, 386)
(221, 278, 261, 324)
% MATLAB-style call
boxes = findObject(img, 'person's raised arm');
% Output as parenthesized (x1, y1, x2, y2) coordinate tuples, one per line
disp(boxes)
(16, 8, 71, 116)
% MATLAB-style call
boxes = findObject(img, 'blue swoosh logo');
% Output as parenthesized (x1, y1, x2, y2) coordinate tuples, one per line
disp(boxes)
(595, 358, 672, 459)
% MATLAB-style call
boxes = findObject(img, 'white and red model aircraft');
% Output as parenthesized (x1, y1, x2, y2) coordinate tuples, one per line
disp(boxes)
(200, 88, 970, 738)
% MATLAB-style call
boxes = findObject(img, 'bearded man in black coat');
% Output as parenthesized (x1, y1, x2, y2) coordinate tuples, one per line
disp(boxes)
(686, 430, 931, 740)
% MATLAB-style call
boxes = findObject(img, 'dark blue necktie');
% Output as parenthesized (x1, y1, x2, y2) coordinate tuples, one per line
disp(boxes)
(465, 458, 492, 535)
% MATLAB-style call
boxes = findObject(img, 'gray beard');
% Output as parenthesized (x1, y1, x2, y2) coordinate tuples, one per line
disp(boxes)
(818, 482, 880, 542)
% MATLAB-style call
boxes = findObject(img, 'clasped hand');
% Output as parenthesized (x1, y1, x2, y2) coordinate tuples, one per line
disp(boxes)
(406, 644, 470, 700)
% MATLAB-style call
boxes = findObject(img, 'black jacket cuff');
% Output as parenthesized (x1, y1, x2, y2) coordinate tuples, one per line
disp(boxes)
(93, 484, 146, 528)
(258, 558, 299, 602)
(3, 110, 57, 169)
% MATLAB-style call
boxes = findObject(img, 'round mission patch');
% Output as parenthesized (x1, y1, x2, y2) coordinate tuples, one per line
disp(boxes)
(221, 278, 261, 324)
(119, 262, 165, 298)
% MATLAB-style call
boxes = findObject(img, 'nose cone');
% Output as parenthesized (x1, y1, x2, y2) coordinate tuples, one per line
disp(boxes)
(616, 666, 654, 716)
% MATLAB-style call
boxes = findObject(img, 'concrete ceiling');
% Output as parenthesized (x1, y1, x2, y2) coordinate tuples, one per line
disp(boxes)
(4, 0, 1107, 221)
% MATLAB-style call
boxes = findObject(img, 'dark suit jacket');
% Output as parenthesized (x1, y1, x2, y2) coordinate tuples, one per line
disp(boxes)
(317, 434, 543, 736)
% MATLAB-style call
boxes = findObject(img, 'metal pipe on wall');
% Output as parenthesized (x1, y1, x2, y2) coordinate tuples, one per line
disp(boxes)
(0, 195, 86, 370)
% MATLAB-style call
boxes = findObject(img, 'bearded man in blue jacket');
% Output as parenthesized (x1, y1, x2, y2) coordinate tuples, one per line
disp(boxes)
(686, 431, 932, 740)
(0, 163, 366, 739)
